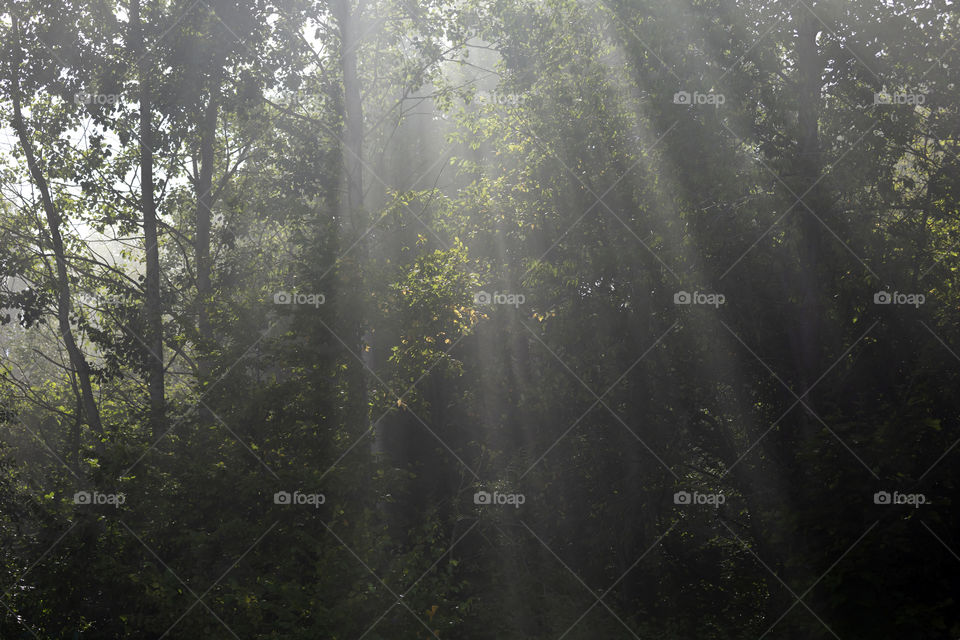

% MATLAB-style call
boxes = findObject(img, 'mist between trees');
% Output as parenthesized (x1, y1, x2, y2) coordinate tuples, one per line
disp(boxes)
(0, 0, 958, 638)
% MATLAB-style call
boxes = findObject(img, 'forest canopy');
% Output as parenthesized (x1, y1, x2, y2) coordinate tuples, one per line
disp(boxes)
(0, 0, 958, 637)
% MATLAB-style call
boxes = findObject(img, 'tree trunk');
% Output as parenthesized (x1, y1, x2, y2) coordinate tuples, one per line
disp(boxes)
(130, 0, 165, 437)
(8, 13, 104, 446)
(331, 0, 371, 436)
(130, 0, 165, 438)
(332, 0, 366, 224)
(195, 89, 217, 381)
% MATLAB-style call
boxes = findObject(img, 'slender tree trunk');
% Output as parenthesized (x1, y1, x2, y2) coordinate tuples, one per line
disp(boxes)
(130, 0, 165, 438)
(195, 89, 217, 381)
(332, 0, 365, 223)
(331, 0, 371, 436)
(8, 14, 103, 445)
